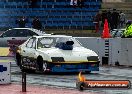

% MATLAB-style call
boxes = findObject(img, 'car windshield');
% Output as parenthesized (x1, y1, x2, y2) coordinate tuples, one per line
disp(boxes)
(37, 37, 81, 48)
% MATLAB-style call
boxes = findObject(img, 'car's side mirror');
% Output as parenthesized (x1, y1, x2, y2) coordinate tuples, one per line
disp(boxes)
(66, 41, 74, 45)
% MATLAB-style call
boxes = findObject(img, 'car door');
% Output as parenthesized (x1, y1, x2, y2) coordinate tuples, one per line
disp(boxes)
(21, 37, 37, 62)
(0, 29, 17, 47)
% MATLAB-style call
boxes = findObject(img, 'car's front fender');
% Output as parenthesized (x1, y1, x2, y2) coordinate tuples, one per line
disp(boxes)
(35, 50, 52, 62)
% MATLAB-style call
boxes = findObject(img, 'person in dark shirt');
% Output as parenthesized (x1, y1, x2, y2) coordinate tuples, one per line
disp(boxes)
(101, 10, 107, 26)
(16, 16, 28, 28)
(77, 0, 84, 8)
(32, 17, 42, 30)
(29, 0, 38, 8)
(107, 10, 112, 29)
(111, 9, 120, 30)
(94, 12, 102, 32)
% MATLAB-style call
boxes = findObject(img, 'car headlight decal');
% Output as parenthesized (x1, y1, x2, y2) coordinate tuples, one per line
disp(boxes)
(51, 57, 65, 62)
(87, 56, 99, 61)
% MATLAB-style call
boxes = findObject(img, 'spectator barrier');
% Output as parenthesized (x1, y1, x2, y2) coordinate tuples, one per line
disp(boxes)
(0, 62, 11, 84)
(76, 37, 132, 66)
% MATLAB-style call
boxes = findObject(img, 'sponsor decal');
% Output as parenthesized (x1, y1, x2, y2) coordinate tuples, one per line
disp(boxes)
(0, 65, 7, 72)
(0, 79, 5, 82)
(76, 72, 131, 90)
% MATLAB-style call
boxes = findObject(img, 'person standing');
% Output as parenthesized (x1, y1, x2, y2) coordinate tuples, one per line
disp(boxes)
(119, 11, 126, 28)
(70, 0, 77, 7)
(94, 12, 102, 33)
(77, 0, 84, 8)
(16, 16, 28, 28)
(32, 17, 42, 30)
(29, 0, 38, 8)
(107, 10, 112, 29)
(111, 9, 120, 30)
(101, 10, 107, 26)
(122, 21, 132, 38)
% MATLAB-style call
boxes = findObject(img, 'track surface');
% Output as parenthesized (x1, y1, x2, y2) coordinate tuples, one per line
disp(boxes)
(1, 57, 132, 94)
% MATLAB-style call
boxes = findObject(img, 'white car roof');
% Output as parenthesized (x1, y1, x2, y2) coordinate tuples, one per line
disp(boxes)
(8, 28, 45, 35)
(10, 28, 40, 30)
(33, 35, 72, 38)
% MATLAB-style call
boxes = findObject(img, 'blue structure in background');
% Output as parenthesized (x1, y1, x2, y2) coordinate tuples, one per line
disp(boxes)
(0, 0, 101, 30)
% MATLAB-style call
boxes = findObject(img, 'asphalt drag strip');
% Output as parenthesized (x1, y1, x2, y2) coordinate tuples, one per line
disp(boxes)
(1, 57, 132, 94)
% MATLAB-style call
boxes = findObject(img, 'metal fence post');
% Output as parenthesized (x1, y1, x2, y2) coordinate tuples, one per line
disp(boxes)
(22, 70, 26, 92)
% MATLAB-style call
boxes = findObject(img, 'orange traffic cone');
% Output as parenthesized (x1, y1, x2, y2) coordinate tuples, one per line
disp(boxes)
(101, 19, 111, 38)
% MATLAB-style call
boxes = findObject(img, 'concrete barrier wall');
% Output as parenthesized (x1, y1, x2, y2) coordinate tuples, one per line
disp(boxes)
(0, 62, 11, 84)
(119, 39, 132, 66)
(109, 38, 121, 65)
(76, 37, 132, 66)
(75, 37, 106, 65)
(109, 38, 132, 66)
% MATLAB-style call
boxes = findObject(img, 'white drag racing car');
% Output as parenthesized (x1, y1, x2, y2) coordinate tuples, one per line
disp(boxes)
(16, 35, 100, 72)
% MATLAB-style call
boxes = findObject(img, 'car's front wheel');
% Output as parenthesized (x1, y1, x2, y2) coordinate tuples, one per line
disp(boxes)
(37, 57, 48, 72)
(16, 53, 21, 67)
(43, 62, 47, 72)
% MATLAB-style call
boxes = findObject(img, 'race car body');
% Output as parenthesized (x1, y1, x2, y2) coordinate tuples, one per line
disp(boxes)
(16, 35, 100, 72)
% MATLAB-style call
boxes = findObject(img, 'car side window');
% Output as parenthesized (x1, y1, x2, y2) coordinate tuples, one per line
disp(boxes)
(26, 38, 34, 48)
(32, 40, 36, 48)
(26, 38, 36, 48)
(16, 29, 29, 37)
(2, 29, 17, 37)
(28, 30, 38, 36)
